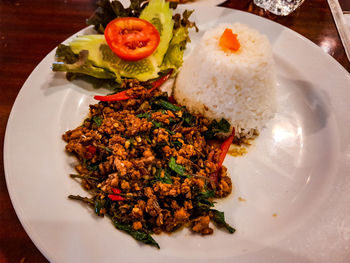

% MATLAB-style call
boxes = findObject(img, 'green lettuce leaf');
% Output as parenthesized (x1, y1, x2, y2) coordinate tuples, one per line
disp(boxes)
(161, 26, 189, 71)
(52, 44, 116, 79)
(87, 0, 149, 33)
(161, 10, 197, 71)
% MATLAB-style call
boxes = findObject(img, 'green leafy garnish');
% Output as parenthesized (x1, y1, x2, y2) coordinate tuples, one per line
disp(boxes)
(210, 209, 236, 234)
(161, 26, 189, 71)
(86, 163, 99, 172)
(69, 174, 100, 181)
(193, 190, 215, 210)
(68, 195, 94, 205)
(156, 99, 182, 112)
(52, 46, 116, 79)
(152, 168, 173, 184)
(96, 145, 113, 153)
(161, 10, 198, 71)
(54, 44, 78, 64)
(168, 156, 187, 176)
(87, 0, 149, 33)
(151, 120, 163, 129)
(204, 118, 230, 139)
(82, 158, 100, 171)
(136, 112, 151, 119)
(94, 198, 107, 216)
(171, 140, 183, 149)
(92, 115, 103, 126)
(172, 9, 198, 32)
(112, 219, 160, 249)
(183, 111, 195, 126)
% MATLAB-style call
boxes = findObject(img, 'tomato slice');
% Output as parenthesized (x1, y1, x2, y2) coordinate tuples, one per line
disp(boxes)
(104, 17, 160, 61)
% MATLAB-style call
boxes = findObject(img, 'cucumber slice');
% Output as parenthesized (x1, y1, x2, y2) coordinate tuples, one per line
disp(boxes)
(99, 44, 159, 81)
(69, 35, 159, 82)
(140, 0, 174, 66)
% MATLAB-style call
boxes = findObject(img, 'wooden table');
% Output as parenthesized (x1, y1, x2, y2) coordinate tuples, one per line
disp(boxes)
(0, 0, 349, 262)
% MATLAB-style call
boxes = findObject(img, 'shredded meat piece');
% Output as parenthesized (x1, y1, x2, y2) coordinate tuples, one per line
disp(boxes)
(192, 216, 213, 235)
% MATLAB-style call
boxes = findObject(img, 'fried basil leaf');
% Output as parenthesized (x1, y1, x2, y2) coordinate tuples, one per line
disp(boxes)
(94, 198, 107, 216)
(92, 115, 103, 127)
(136, 112, 152, 119)
(210, 209, 236, 234)
(168, 156, 187, 176)
(204, 118, 231, 139)
(182, 111, 196, 126)
(112, 219, 160, 249)
(193, 190, 215, 211)
(152, 168, 173, 184)
(157, 99, 182, 112)
(68, 195, 94, 205)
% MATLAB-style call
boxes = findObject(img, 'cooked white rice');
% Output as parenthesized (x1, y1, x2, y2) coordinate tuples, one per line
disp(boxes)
(174, 23, 277, 137)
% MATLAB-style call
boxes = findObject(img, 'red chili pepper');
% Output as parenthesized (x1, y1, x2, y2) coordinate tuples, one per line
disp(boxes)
(111, 188, 121, 194)
(85, 145, 97, 159)
(93, 69, 173, 102)
(209, 128, 235, 187)
(209, 170, 220, 187)
(87, 145, 97, 155)
(217, 128, 235, 168)
(94, 90, 130, 102)
(168, 96, 176, 104)
(108, 194, 125, 201)
(146, 69, 173, 93)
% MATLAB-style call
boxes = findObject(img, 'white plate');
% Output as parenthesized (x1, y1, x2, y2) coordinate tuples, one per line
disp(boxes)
(118, 0, 226, 6)
(4, 4, 350, 263)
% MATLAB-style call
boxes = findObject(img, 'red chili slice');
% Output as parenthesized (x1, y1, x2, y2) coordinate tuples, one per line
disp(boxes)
(111, 188, 121, 194)
(85, 145, 97, 159)
(94, 70, 173, 102)
(108, 194, 125, 201)
(87, 145, 96, 155)
(217, 128, 235, 168)
(210, 128, 235, 186)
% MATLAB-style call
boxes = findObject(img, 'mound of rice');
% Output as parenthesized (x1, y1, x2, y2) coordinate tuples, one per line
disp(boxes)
(174, 23, 277, 137)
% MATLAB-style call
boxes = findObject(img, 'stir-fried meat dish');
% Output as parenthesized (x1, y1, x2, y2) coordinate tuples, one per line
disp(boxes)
(63, 79, 234, 248)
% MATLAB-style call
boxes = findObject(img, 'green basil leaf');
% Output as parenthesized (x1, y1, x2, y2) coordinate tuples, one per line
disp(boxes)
(158, 99, 182, 112)
(152, 168, 173, 184)
(204, 118, 230, 139)
(112, 219, 160, 249)
(92, 115, 103, 127)
(210, 209, 236, 234)
(168, 156, 187, 176)
(94, 198, 107, 216)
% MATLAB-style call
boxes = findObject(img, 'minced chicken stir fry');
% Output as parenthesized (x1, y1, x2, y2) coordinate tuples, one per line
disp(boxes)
(63, 79, 235, 248)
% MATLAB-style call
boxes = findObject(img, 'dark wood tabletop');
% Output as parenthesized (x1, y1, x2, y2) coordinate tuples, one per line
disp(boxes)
(0, 0, 349, 262)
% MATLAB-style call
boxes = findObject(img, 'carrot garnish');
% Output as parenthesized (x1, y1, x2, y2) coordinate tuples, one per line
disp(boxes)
(219, 28, 240, 51)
